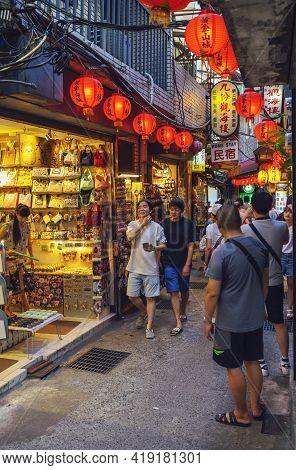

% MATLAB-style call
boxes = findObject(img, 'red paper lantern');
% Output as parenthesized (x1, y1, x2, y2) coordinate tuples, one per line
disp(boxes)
(175, 131, 193, 153)
(156, 125, 176, 150)
(70, 76, 104, 118)
(139, 1, 190, 26)
(235, 88, 263, 121)
(103, 94, 131, 127)
(185, 10, 229, 58)
(133, 112, 156, 141)
(208, 40, 238, 78)
(254, 119, 280, 143)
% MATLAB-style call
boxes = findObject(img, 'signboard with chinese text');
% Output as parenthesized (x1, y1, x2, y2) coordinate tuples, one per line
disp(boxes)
(275, 190, 287, 213)
(264, 85, 283, 120)
(211, 140, 239, 164)
(192, 149, 206, 172)
(211, 81, 239, 138)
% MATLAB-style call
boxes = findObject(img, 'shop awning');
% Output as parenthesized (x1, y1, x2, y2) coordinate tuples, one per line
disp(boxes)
(211, 0, 296, 87)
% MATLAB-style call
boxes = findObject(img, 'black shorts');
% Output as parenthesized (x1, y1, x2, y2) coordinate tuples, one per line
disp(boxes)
(265, 284, 284, 324)
(213, 327, 263, 369)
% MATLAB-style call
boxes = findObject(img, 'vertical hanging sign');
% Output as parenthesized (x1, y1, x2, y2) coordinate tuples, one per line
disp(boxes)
(211, 80, 239, 138)
(264, 85, 283, 121)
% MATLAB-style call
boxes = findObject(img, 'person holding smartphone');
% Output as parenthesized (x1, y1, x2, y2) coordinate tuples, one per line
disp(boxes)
(126, 200, 166, 339)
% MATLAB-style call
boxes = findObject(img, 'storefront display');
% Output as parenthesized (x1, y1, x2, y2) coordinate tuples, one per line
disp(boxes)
(0, 119, 114, 323)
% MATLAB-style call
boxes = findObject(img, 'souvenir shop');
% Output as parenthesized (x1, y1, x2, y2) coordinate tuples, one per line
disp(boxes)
(0, 117, 116, 352)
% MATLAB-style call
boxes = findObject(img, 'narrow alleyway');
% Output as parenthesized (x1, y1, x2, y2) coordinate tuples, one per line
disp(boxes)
(0, 270, 293, 450)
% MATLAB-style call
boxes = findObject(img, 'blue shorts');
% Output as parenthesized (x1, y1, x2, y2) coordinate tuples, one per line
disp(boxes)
(281, 253, 293, 277)
(127, 272, 160, 298)
(164, 265, 190, 293)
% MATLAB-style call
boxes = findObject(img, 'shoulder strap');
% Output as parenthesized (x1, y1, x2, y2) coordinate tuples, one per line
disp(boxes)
(249, 223, 282, 266)
(227, 239, 263, 283)
(212, 235, 223, 251)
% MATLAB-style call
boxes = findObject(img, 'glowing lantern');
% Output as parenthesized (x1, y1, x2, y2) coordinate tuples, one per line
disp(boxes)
(185, 10, 229, 58)
(138, 1, 191, 27)
(70, 76, 104, 118)
(235, 88, 263, 121)
(268, 166, 281, 184)
(257, 170, 268, 186)
(175, 131, 193, 152)
(254, 119, 279, 143)
(103, 94, 131, 127)
(133, 112, 156, 141)
(208, 41, 238, 78)
(156, 125, 176, 150)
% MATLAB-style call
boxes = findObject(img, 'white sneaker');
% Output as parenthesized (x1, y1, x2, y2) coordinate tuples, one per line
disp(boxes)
(280, 358, 291, 375)
(259, 359, 269, 377)
(136, 314, 147, 329)
(146, 328, 155, 339)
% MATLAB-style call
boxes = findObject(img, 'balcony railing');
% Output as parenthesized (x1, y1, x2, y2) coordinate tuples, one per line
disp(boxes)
(37, 0, 172, 90)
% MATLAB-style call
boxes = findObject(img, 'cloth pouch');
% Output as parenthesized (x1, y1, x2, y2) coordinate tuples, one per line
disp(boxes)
(48, 180, 63, 193)
(49, 167, 65, 179)
(32, 167, 49, 179)
(32, 180, 48, 193)
(3, 193, 18, 209)
(63, 179, 79, 193)
(32, 194, 47, 209)
(18, 193, 32, 207)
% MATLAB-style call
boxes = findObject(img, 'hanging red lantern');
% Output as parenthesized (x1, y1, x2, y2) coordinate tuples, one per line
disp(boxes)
(133, 112, 156, 141)
(175, 131, 193, 153)
(254, 119, 280, 143)
(185, 10, 229, 58)
(208, 40, 238, 78)
(103, 94, 131, 127)
(156, 125, 176, 150)
(139, 1, 191, 26)
(235, 88, 263, 121)
(70, 76, 104, 118)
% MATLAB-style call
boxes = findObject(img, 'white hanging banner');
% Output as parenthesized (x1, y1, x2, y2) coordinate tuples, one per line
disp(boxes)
(264, 85, 283, 120)
(211, 140, 239, 163)
(192, 149, 206, 172)
(211, 81, 239, 138)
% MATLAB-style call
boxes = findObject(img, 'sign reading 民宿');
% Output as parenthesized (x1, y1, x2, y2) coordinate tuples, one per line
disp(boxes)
(264, 85, 283, 120)
(211, 140, 239, 163)
(211, 81, 239, 138)
(192, 149, 206, 172)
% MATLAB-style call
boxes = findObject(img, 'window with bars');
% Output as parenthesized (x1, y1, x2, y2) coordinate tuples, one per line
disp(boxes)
(36, 0, 171, 90)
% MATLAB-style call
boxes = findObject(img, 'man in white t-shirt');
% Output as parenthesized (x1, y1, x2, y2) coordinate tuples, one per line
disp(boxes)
(204, 203, 223, 268)
(126, 200, 166, 339)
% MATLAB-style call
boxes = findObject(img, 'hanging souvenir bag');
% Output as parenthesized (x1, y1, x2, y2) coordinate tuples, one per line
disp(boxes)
(32, 167, 49, 179)
(5, 169, 18, 187)
(85, 202, 102, 228)
(49, 167, 65, 179)
(3, 193, 18, 209)
(32, 180, 48, 193)
(48, 180, 63, 193)
(63, 179, 80, 193)
(17, 168, 33, 187)
(80, 145, 94, 166)
(94, 146, 108, 168)
(95, 168, 110, 191)
(32, 194, 47, 209)
(1, 141, 16, 167)
(20, 135, 41, 166)
(80, 168, 94, 191)
(64, 166, 81, 179)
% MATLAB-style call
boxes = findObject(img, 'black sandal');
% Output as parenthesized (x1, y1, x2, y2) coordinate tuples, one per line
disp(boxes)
(215, 411, 251, 427)
(170, 327, 183, 336)
(180, 315, 188, 322)
(252, 403, 267, 421)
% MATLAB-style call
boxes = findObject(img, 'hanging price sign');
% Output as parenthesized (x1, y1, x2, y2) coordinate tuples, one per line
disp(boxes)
(211, 81, 239, 138)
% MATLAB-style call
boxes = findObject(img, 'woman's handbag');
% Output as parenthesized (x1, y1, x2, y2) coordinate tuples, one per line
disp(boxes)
(32, 194, 47, 209)
(94, 147, 108, 168)
(80, 145, 94, 166)
(80, 168, 94, 191)
(85, 202, 102, 228)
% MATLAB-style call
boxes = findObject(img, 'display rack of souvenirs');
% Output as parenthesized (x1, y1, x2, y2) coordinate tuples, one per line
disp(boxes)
(115, 178, 133, 290)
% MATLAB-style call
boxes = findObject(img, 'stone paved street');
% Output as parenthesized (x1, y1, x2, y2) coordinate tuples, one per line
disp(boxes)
(0, 271, 293, 450)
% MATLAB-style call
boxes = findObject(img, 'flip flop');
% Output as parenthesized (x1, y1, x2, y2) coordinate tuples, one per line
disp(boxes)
(215, 411, 251, 427)
(170, 327, 183, 336)
(252, 403, 267, 421)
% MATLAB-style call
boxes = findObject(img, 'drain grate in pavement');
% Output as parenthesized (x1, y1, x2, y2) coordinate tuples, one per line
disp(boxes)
(190, 281, 207, 289)
(156, 299, 172, 310)
(67, 348, 130, 374)
(264, 320, 293, 333)
(261, 413, 289, 435)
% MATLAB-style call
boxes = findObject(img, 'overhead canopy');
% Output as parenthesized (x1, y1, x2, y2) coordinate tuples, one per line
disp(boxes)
(211, 0, 296, 87)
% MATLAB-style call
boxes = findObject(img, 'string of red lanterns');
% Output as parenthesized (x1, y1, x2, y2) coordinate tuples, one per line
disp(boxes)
(207, 40, 238, 79)
(254, 118, 280, 143)
(235, 88, 263, 121)
(70, 76, 104, 118)
(156, 125, 176, 151)
(103, 94, 131, 127)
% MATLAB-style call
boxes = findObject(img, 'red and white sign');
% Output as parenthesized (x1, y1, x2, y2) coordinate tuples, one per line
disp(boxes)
(211, 81, 239, 138)
(211, 140, 239, 163)
(264, 85, 283, 120)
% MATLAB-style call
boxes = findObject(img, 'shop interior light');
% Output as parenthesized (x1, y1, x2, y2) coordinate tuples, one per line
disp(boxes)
(118, 173, 141, 178)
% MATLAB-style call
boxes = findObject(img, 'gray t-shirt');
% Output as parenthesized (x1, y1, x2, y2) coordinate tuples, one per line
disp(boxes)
(206, 235, 269, 333)
(241, 219, 289, 286)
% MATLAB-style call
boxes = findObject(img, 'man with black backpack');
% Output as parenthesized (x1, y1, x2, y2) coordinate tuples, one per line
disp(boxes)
(241, 191, 290, 376)
(204, 203, 269, 427)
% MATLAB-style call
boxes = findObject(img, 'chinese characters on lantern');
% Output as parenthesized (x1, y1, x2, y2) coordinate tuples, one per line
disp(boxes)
(264, 85, 283, 120)
(211, 81, 239, 137)
(211, 140, 239, 163)
(192, 149, 206, 172)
